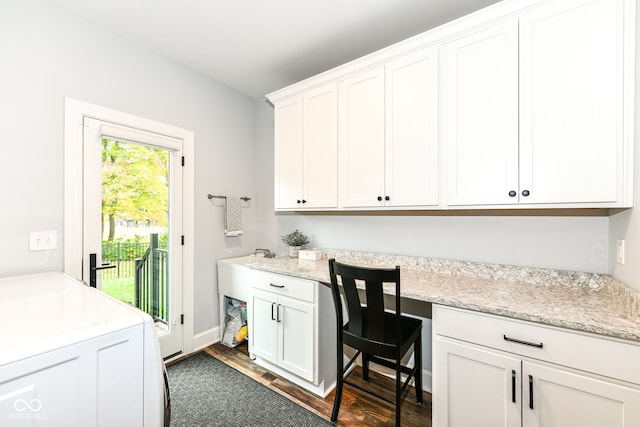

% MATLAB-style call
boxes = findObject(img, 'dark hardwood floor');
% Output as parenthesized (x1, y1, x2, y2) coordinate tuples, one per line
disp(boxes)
(198, 342, 432, 426)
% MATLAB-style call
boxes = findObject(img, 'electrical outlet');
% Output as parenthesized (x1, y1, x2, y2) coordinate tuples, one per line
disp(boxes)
(616, 239, 625, 265)
(29, 231, 57, 251)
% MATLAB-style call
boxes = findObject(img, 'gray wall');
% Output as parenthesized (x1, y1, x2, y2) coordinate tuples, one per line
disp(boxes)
(0, 0, 258, 334)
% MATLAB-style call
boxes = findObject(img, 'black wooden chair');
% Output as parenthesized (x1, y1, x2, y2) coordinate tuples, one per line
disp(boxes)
(328, 258, 422, 426)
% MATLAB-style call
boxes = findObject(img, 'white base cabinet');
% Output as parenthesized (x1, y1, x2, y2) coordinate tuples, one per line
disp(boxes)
(251, 288, 314, 381)
(248, 269, 337, 397)
(523, 360, 640, 427)
(433, 305, 640, 427)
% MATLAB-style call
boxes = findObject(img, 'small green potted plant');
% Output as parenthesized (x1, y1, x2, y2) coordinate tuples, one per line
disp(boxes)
(281, 229, 310, 258)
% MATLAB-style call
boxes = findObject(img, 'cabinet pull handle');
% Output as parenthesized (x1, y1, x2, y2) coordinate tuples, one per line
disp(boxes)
(512, 370, 516, 403)
(529, 375, 534, 409)
(269, 283, 285, 288)
(271, 302, 276, 321)
(503, 335, 543, 348)
(277, 304, 282, 323)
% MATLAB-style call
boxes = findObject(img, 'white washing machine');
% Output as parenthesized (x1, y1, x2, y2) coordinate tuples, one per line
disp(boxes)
(0, 271, 167, 426)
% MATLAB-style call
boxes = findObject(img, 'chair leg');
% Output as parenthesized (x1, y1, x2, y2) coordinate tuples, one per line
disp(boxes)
(362, 352, 369, 381)
(415, 335, 423, 404)
(331, 377, 343, 422)
(332, 342, 344, 422)
(395, 357, 402, 427)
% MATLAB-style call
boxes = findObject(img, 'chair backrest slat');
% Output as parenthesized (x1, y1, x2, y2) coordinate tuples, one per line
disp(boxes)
(341, 276, 363, 335)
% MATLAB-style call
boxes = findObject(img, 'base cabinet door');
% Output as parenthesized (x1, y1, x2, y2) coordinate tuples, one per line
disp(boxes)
(523, 361, 640, 427)
(278, 296, 314, 382)
(250, 290, 279, 364)
(250, 289, 315, 383)
(434, 336, 522, 427)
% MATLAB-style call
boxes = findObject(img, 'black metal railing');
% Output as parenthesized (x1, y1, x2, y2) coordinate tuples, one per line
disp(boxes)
(101, 241, 149, 280)
(135, 234, 169, 324)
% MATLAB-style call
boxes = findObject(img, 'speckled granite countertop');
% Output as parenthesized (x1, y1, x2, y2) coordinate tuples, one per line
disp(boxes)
(232, 249, 640, 343)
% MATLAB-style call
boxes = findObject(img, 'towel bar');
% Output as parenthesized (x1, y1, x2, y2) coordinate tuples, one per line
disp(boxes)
(207, 194, 251, 202)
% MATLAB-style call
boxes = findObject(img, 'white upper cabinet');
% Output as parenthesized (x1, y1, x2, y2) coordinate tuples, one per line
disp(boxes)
(385, 47, 439, 208)
(273, 96, 304, 209)
(443, 0, 630, 207)
(339, 47, 439, 209)
(273, 83, 338, 210)
(268, 0, 634, 211)
(519, 0, 623, 205)
(338, 67, 386, 208)
(442, 21, 519, 206)
(303, 84, 338, 208)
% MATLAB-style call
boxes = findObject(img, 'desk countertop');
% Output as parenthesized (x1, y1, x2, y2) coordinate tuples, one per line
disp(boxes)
(223, 250, 640, 343)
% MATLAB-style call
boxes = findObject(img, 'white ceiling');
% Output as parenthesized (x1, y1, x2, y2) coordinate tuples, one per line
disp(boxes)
(46, 0, 501, 98)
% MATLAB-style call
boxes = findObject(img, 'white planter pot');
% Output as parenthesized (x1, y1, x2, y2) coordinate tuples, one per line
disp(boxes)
(288, 246, 301, 258)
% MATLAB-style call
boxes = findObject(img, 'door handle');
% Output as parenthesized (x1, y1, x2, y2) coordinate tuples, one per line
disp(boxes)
(89, 253, 116, 287)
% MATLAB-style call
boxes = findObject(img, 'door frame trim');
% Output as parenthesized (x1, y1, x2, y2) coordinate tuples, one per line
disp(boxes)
(63, 97, 195, 355)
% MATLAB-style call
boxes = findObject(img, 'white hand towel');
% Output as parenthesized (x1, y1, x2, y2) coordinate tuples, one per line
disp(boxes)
(224, 197, 243, 237)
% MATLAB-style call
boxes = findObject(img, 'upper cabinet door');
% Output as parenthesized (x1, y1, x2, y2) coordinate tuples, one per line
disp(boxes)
(339, 68, 386, 208)
(303, 83, 338, 209)
(519, 0, 624, 204)
(274, 96, 304, 209)
(442, 21, 519, 206)
(385, 47, 439, 207)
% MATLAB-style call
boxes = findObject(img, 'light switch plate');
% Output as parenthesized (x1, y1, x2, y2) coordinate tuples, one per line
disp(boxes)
(29, 231, 57, 251)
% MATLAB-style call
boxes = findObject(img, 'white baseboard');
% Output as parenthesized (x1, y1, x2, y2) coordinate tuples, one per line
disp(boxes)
(193, 326, 220, 352)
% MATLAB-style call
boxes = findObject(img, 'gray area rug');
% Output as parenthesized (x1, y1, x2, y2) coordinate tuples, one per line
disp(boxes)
(166, 352, 334, 427)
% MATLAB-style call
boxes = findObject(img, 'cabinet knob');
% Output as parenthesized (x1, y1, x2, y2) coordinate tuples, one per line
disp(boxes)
(522, 190, 530, 197)
(508, 190, 517, 197)
(302, 199, 307, 204)
(377, 196, 383, 201)
(384, 196, 390, 201)
(296, 199, 302, 204)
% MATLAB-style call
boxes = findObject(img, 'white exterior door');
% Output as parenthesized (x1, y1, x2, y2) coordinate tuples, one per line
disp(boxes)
(339, 67, 386, 208)
(82, 117, 184, 358)
(385, 47, 439, 207)
(519, 0, 623, 204)
(523, 361, 640, 427)
(434, 336, 521, 427)
(442, 20, 519, 206)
